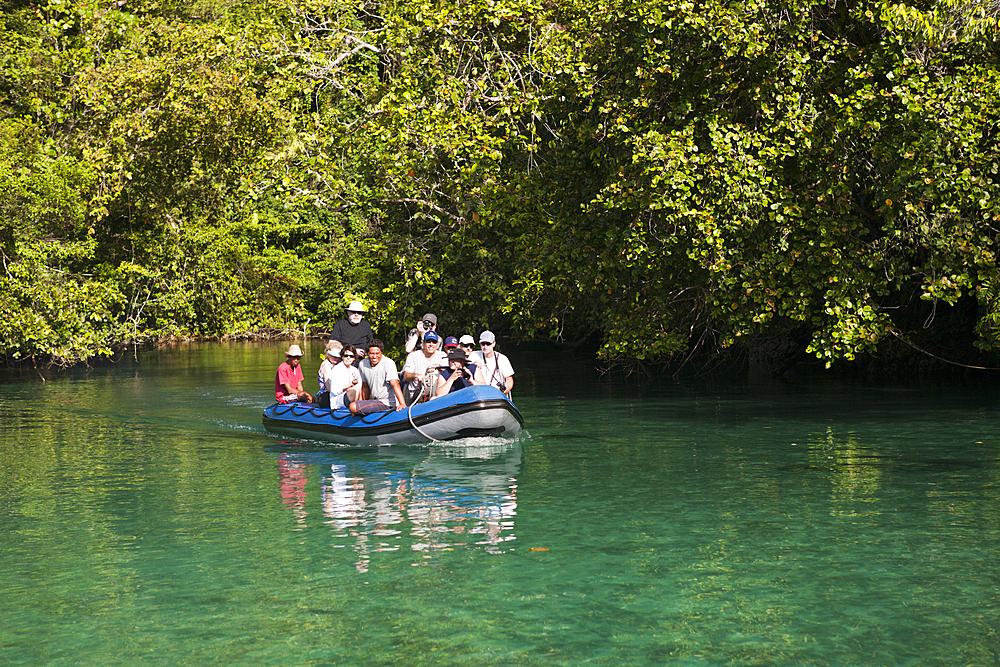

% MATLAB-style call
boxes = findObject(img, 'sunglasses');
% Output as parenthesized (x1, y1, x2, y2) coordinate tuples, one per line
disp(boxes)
(341, 354, 355, 359)
(460, 343, 474, 348)
(479, 341, 493, 346)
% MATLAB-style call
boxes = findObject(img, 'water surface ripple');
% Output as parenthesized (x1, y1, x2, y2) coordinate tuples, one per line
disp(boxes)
(2, 342, 999, 665)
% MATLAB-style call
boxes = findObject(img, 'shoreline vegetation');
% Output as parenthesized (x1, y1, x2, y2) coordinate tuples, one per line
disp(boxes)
(4, 0, 1000, 377)
(6, 328, 996, 385)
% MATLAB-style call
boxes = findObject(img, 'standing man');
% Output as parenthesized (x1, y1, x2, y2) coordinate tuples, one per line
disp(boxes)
(470, 330, 514, 397)
(350, 339, 405, 414)
(275, 344, 314, 404)
(330, 300, 374, 356)
(404, 313, 438, 354)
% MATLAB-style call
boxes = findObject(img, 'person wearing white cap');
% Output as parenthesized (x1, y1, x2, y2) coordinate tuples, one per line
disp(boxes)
(458, 334, 476, 357)
(469, 330, 514, 396)
(274, 344, 314, 404)
(455, 334, 482, 381)
(330, 300, 374, 356)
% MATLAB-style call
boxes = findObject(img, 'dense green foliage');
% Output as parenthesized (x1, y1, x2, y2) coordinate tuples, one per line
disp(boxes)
(2, 0, 999, 369)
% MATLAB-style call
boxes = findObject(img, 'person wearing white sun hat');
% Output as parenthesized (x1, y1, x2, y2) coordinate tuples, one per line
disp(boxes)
(329, 300, 374, 356)
(274, 344, 313, 404)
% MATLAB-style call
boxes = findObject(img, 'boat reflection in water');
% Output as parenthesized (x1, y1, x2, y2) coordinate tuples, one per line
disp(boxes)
(271, 439, 522, 572)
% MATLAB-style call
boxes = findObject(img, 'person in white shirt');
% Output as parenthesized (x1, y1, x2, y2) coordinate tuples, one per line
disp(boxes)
(322, 344, 363, 410)
(317, 340, 343, 396)
(458, 334, 476, 356)
(469, 330, 514, 396)
(401, 330, 448, 404)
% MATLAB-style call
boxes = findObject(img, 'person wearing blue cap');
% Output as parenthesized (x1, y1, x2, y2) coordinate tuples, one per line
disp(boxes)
(400, 330, 448, 404)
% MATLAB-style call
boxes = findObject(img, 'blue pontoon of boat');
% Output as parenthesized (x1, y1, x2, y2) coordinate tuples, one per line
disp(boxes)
(262, 385, 523, 446)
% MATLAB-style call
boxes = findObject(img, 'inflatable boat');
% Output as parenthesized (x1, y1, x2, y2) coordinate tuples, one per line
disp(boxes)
(262, 385, 523, 446)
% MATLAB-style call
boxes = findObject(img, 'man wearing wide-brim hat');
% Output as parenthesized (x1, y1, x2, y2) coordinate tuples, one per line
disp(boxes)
(329, 300, 374, 356)
(275, 344, 314, 404)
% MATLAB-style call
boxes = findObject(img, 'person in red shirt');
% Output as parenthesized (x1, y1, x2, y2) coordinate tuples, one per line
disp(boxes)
(274, 344, 314, 404)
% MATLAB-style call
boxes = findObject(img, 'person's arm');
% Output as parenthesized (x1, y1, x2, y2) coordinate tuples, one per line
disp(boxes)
(340, 370, 360, 393)
(363, 323, 374, 355)
(340, 374, 360, 393)
(404, 321, 425, 353)
(401, 354, 421, 382)
(279, 366, 305, 398)
(329, 322, 344, 344)
(434, 371, 460, 398)
(294, 376, 313, 402)
(389, 378, 406, 410)
(288, 383, 312, 402)
(469, 365, 488, 386)
(498, 354, 514, 396)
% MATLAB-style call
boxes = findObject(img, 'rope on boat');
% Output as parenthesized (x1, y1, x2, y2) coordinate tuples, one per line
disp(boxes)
(406, 370, 440, 443)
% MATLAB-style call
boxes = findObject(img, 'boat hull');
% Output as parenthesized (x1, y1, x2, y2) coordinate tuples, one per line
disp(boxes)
(262, 385, 523, 446)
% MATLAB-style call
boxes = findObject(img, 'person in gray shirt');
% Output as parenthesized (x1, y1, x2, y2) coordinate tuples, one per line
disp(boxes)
(350, 339, 405, 415)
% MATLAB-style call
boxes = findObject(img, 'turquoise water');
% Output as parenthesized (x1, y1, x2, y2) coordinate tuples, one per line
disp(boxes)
(2, 341, 1000, 665)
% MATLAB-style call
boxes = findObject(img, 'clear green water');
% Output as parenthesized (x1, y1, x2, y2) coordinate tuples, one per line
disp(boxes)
(3, 341, 1000, 666)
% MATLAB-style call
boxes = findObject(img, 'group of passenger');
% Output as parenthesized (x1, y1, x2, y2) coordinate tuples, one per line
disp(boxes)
(273, 302, 515, 416)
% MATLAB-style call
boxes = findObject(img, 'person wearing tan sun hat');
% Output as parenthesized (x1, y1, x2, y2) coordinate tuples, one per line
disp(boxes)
(274, 344, 314, 404)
